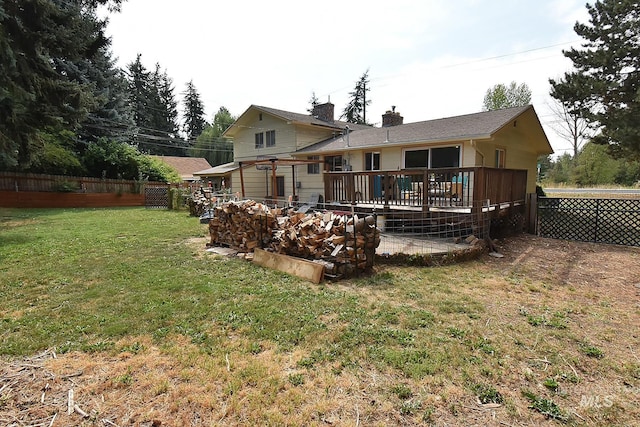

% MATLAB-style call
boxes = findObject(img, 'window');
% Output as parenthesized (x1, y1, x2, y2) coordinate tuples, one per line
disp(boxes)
(365, 152, 380, 171)
(255, 132, 264, 149)
(404, 146, 460, 169)
(495, 149, 505, 168)
(431, 146, 460, 168)
(405, 149, 429, 168)
(307, 155, 320, 174)
(266, 130, 276, 147)
(325, 155, 343, 172)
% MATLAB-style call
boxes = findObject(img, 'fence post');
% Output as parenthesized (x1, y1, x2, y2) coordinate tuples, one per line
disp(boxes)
(594, 198, 600, 243)
(527, 193, 538, 234)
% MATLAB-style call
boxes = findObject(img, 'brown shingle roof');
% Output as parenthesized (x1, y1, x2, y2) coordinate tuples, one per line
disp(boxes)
(296, 105, 533, 153)
(150, 156, 212, 180)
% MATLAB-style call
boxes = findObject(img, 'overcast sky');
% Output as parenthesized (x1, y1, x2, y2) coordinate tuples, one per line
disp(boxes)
(101, 0, 590, 156)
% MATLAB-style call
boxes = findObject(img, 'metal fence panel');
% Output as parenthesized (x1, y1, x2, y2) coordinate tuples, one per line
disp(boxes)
(145, 185, 169, 209)
(538, 197, 640, 246)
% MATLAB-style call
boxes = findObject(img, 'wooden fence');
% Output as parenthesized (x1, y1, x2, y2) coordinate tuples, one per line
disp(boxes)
(0, 172, 177, 209)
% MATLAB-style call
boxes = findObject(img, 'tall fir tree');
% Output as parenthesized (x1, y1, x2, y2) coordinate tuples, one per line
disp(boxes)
(0, 0, 125, 170)
(341, 70, 372, 125)
(307, 91, 319, 114)
(550, 0, 640, 160)
(126, 56, 183, 156)
(182, 80, 207, 143)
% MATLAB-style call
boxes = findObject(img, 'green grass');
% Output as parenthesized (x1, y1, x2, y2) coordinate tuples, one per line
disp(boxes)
(1, 207, 638, 426)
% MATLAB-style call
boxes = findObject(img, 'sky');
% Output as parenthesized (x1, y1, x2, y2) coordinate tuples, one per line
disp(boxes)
(100, 0, 591, 157)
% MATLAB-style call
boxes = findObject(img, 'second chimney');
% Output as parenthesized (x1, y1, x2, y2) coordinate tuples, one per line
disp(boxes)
(312, 102, 334, 122)
(382, 106, 403, 127)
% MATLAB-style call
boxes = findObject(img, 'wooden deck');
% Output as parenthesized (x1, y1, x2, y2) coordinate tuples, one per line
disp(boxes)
(323, 167, 527, 213)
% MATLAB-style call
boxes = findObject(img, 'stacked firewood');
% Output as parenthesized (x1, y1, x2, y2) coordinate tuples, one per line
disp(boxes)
(208, 200, 278, 251)
(187, 189, 211, 217)
(207, 200, 381, 278)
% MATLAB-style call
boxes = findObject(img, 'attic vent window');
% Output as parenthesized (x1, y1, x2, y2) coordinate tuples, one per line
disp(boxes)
(259, 113, 263, 121)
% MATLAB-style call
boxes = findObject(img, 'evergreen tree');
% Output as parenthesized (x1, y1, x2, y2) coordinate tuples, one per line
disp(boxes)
(182, 80, 207, 142)
(0, 0, 125, 170)
(482, 81, 531, 111)
(341, 70, 372, 125)
(550, 0, 640, 160)
(307, 91, 319, 114)
(126, 56, 183, 156)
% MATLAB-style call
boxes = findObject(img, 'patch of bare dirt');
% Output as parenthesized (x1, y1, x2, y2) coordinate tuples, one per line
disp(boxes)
(485, 234, 640, 306)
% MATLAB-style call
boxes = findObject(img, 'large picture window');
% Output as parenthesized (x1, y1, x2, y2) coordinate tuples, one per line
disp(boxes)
(431, 146, 460, 168)
(404, 146, 460, 168)
(405, 149, 429, 168)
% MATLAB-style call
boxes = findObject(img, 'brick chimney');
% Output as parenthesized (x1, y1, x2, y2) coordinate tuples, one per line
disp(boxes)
(382, 106, 403, 127)
(312, 102, 334, 122)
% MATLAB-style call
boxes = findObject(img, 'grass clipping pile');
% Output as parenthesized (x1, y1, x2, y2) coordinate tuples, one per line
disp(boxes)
(208, 199, 381, 278)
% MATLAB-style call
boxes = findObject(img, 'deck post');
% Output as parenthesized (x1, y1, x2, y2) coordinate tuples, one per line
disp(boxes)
(422, 169, 428, 212)
(239, 161, 246, 198)
(383, 172, 390, 207)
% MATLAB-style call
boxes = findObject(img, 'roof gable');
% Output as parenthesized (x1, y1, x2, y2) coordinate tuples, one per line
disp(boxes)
(223, 104, 370, 138)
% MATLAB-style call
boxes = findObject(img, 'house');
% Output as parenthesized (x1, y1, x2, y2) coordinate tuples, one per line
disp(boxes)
(222, 102, 552, 213)
(150, 156, 212, 182)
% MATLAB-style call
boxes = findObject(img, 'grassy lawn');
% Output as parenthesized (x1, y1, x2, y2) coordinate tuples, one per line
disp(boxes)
(1, 207, 639, 426)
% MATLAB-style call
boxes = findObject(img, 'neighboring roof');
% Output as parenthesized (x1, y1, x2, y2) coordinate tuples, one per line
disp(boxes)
(194, 162, 238, 177)
(296, 105, 550, 154)
(223, 104, 371, 138)
(150, 156, 212, 180)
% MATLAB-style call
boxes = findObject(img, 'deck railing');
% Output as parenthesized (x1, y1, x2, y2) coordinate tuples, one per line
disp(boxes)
(323, 167, 527, 211)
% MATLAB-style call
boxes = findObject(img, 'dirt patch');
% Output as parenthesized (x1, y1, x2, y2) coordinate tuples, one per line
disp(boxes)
(486, 234, 640, 305)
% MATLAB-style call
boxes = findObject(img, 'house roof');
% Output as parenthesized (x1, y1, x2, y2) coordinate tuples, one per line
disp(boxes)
(194, 162, 238, 177)
(223, 104, 371, 138)
(296, 105, 552, 154)
(150, 156, 212, 181)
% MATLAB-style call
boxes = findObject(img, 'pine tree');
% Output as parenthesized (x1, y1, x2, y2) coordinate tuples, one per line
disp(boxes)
(182, 80, 207, 142)
(126, 57, 183, 156)
(341, 70, 372, 125)
(0, 0, 125, 170)
(307, 91, 319, 114)
(550, 0, 640, 159)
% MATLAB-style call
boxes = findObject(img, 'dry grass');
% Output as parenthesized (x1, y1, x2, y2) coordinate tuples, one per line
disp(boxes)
(1, 208, 640, 426)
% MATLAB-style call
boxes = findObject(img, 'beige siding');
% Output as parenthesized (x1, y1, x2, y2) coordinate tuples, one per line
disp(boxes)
(479, 126, 541, 193)
(296, 127, 339, 150)
(233, 112, 298, 162)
